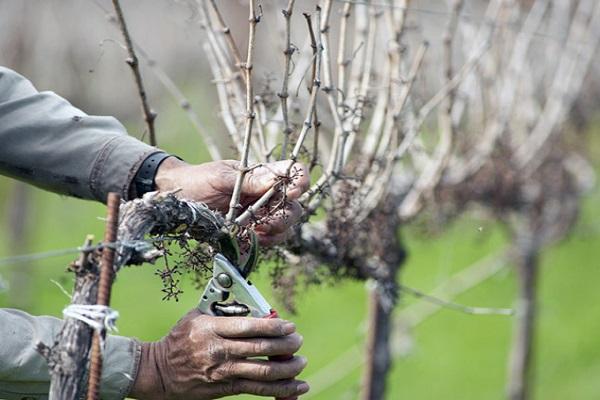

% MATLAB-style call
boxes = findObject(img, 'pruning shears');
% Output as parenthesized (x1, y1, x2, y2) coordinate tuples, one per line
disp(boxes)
(197, 232, 296, 400)
(197, 252, 275, 318)
(198, 230, 270, 317)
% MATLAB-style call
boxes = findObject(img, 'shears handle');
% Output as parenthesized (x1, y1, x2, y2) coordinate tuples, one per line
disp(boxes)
(266, 309, 297, 400)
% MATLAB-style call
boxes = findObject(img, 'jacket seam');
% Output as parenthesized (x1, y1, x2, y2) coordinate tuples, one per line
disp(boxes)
(89, 136, 121, 202)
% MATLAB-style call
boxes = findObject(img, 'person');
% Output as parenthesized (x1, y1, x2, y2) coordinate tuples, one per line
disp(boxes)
(0, 66, 310, 400)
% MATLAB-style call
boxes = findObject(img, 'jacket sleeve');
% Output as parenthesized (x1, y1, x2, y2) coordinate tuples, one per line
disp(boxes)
(0, 309, 141, 400)
(0, 66, 157, 202)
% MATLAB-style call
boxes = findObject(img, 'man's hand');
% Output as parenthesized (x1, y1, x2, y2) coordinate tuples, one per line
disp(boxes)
(154, 158, 309, 246)
(129, 310, 309, 400)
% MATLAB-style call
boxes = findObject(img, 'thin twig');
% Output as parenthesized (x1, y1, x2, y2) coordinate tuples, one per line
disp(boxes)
(92, 0, 221, 159)
(355, 42, 429, 223)
(136, 49, 222, 160)
(198, 1, 246, 154)
(278, 0, 296, 160)
(515, 0, 600, 172)
(208, 0, 245, 76)
(290, 9, 323, 162)
(226, 0, 260, 222)
(315, 0, 346, 176)
(203, 41, 244, 154)
(337, 2, 369, 172)
(340, 8, 381, 171)
(235, 8, 323, 226)
(444, 0, 551, 184)
(398, 0, 464, 220)
(337, 1, 353, 104)
(111, 0, 157, 146)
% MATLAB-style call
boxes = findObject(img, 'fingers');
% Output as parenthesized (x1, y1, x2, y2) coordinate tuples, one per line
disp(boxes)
(211, 316, 297, 338)
(233, 379, 310, 398)
(244, 161, 309, 200)
(254, 200, 302, 236)
(224, 356, 307, 381)
(227, 333, 303, 358)
(280, 162, 309, 200)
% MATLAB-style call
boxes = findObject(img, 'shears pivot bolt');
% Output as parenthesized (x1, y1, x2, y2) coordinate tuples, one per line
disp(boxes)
(216, 273, 233, 288)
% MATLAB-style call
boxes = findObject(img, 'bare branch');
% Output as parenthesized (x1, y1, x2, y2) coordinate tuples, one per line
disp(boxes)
(398, 0, 464, 220)
(226, 0, 260, 222)
(136, 50, 222, 160)
(198, 1, 246, 154)
(203, 41, 243, 154)
(207, 0, 245, 76)
(92, 0, 222, 159)
(444, 0, 550, 184)
(355, 42, 428, 223)
(235, 8, 323, 226)
(111, 0, 157, 146)
(336, 1, 353, 100)
(278, 0, 296, 160)
(515, 0, 600, 172)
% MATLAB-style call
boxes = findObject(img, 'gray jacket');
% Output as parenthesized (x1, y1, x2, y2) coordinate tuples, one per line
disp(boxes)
(0, 66, 158, 399)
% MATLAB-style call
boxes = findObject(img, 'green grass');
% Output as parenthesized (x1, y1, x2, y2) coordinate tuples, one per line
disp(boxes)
(1, 116, 599, 399)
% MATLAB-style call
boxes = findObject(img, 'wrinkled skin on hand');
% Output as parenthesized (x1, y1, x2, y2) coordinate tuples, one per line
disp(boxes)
(154, 158, 309, 246)
(129, 310, 309, 400)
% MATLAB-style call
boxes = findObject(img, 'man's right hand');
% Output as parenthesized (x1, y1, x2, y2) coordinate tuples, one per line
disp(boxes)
(129, 310, 309, 400)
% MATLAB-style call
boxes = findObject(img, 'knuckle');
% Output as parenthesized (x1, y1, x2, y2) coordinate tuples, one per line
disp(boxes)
(198, 363, 220, 383)
(203, 317, 219, 335)
(207, 339, 225, 360)
(252, 340, 268, 355)
(232, 317, 252, 333)
(188, 319, 205, 340)
(216, 361, 235, 381)
(258, 364, 273, 379)
(206, 369, 222, 383)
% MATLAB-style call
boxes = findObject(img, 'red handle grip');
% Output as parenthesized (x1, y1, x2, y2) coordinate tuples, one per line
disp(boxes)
(265, 309, 297, 400)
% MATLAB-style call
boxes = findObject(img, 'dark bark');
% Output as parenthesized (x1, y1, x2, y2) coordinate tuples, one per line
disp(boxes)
(361, 271, 398, 400)
(36, 236, 100, 400)
(507, 233, 539, 400)
(36, 192, 225, 399)
(116, 191, 226, 268)
(360, 203, 405, 400)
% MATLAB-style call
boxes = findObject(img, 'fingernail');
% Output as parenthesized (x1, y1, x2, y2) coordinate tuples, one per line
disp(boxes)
(297, 382, 310, 394)
(283, 322, 296, 334)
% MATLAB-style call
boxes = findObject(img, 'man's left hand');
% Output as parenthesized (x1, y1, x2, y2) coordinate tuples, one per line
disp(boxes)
(154, 158, 309, 246)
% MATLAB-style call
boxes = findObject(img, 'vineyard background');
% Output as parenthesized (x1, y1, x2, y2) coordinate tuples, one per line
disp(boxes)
(1, 1, 600, 399)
